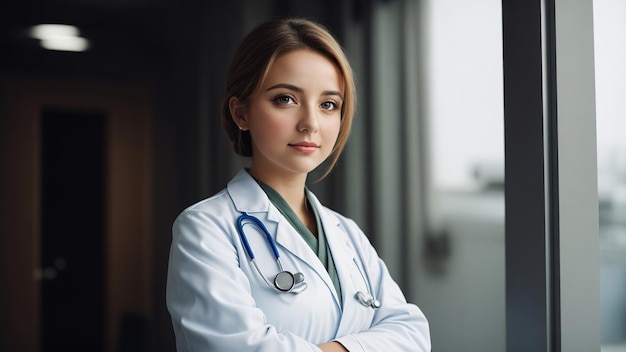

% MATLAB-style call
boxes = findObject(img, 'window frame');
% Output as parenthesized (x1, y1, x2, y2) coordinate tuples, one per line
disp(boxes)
(503, 0, 600, 351)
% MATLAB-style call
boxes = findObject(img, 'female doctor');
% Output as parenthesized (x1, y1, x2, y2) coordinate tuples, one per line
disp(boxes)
(166, 18, 431, 352)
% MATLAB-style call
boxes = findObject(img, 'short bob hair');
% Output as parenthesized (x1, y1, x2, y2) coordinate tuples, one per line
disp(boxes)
(221, 18, 356, 179)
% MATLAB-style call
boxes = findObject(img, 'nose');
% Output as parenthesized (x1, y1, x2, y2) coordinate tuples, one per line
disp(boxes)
(297, 104, 319, 133)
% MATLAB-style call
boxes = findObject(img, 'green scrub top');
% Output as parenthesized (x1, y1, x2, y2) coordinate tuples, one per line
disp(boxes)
(257, 182, 343, 304)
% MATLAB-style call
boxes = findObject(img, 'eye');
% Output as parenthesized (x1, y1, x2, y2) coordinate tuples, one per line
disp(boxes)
(273, 95, 295, 105)
(320, 101, 339, 111)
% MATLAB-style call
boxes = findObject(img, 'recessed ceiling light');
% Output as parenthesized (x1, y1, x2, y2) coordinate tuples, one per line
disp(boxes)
(30, 24, 89, 52)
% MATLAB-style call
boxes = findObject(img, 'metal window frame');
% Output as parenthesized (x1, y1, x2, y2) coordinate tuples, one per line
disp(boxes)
(503, 0, 599, 351)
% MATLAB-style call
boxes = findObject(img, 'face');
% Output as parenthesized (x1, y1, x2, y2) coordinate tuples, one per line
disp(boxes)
(231, 49, 343, 180)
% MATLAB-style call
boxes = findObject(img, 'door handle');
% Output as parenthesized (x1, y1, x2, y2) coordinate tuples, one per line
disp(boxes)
(35, 257, 67, 281)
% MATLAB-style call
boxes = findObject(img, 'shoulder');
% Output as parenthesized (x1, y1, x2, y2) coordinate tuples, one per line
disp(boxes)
(177, 188, 232, 218)
(169, 172, 255, 254)
(172, 170, 250, 235)
(171, 188, 236, 247)
(174, 169, 267, 226)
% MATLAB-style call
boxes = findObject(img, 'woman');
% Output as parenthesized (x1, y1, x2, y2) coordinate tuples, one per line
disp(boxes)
(166, 18, 431, 351)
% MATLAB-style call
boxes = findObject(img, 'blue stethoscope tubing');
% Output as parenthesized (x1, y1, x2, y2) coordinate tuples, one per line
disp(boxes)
(237, 212, 306, 294)
(237, 212, 280, 261)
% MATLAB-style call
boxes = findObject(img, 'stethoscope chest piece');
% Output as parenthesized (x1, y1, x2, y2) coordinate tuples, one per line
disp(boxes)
(355, 291, 381, 309)
(274, 271, 295, 292)
(274, 271, 305, 292)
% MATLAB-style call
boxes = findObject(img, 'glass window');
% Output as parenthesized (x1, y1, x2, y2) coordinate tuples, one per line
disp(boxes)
(416, 1, 505, 351)
(594, 0, 626, 350)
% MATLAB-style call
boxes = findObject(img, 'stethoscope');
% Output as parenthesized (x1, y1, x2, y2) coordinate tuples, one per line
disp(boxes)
(237, 212, 307, 294)
(236, 212, 381, 309)
(351, 257, 382, 309)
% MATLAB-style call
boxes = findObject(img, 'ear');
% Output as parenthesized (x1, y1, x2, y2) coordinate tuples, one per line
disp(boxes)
(228, 96, 248, 131)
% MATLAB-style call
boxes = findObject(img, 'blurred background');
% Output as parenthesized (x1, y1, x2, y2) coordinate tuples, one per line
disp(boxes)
(0, 0, 622, 351)
(595, 1, 626, 351)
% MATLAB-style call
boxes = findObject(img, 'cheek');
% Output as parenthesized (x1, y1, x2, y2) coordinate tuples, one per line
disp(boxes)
(324, 118, 342, 141)
(264, 114, 291, 130)
(257, 115, 292, 138)
(248, 107, 292, 141)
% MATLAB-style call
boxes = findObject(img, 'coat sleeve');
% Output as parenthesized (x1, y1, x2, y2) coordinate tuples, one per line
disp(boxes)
(166, 208, 322, 352)
(333, 218, 432, 352)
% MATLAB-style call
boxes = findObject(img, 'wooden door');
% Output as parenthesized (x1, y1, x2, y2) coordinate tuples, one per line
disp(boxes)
(0, 76, 153, 352)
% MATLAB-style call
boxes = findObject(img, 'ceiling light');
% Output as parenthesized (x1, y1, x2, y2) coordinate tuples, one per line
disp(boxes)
(30, 24, 89, 52)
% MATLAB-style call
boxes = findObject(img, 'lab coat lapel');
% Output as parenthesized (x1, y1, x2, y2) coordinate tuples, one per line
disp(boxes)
(306, 193, 356, 309)
(309, 193, 375, 337)
(306, 191, 356, 274)
(324, 221, 362, 337)
(322, 219, 356, 304)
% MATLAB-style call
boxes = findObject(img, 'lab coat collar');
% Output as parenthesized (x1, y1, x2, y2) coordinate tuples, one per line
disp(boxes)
(227, 169, 271, 214)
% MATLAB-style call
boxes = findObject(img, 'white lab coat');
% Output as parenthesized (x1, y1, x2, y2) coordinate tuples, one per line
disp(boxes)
(166, 169, 431, 351)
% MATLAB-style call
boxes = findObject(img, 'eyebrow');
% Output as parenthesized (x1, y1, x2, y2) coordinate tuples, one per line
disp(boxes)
(265, 83, 343, 99)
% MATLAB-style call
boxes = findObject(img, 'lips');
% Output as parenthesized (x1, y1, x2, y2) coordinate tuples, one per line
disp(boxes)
(289, 141, 319, 148)
(288, 141, 320, 153)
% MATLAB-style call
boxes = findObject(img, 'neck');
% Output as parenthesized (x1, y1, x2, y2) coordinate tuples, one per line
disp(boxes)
(248, 167, 308, 213)
(248, 167, 317, 236)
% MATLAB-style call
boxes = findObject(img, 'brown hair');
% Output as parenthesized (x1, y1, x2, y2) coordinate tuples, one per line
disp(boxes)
(221, 18, 356, 178)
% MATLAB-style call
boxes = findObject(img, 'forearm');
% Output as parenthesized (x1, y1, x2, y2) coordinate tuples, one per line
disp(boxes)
(317, 342, 349, 352)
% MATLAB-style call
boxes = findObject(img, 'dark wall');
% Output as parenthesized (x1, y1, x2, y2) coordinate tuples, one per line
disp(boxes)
(0, 1, 354, 350)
